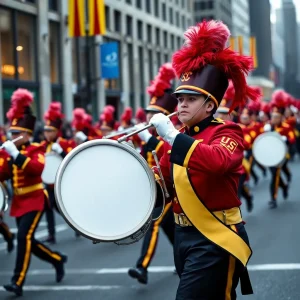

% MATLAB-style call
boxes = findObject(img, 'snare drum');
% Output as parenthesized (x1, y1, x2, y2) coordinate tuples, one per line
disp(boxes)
(252, 132, 287, 167)
(55, 139, 159, 244)
(42, 152, 63, 185)
(0, 182, 8, 213)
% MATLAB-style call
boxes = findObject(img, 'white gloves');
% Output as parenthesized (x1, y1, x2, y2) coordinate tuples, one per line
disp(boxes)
(2, 141, 19, 159)
(52, 142, 63, 154)
(136, 124, 152, 143)
(75, 131, 87, 143)
(264, 124, 272, 132)
(150, 113, 179, 146)
(281, 135, 287, 142)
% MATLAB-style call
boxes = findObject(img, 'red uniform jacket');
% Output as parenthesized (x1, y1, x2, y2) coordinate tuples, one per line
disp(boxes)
(159, 116, 244, 214)
(40, 137, 76, 155)
(273, 122, 296, 144)
(0, 142, 46, 217)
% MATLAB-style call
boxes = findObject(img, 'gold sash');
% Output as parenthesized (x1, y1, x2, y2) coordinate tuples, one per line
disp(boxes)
(173, 164, 252, 266)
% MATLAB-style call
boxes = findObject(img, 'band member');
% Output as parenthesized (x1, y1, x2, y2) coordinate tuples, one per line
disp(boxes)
(128, 63, 177, 284)
(216, 85, 254, 212)
(41, 102, 75, 244)
(0, 219, 15, 253)
(0, 89, 67, 296)
(72, 108, 102, 144)
(149, 20, 258, 299)
(266, 90, 296, 208)
(119, 107, 134, 130)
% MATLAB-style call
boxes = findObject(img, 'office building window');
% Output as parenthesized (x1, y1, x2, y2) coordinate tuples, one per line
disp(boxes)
(176, 11, 180, 27)
(148, 49, 153, 80)
(48, 0, 58, 11)
(177, 36, 182, 49)
(136, 0, 142, 9)
(126, 0, 132, 4)
(207, 1, 214, 9)
(154, 0, 159, 17)
(163, 31, 168, 48)
(162, 3, 166, 21)
(17, 12, 36, 81)
(114, 10, 121, 32)
(164, 53, 168, 63)
(137, 20, 143, 40)
(181, 15, 186, 29)
(169, 7, 173, 24)
(145, 0, 151, 13)
(126, 15, 132, 36)
(155, 28, 160, 45)
(105, 6, 110, 30)
(170, 34, 174, 50)
(138, 46, 144, 94)
(156, 52, 161, 68)
(0, 9, 14, 80)
(147, 24, 152, 43)
(49, 21, 60, 83)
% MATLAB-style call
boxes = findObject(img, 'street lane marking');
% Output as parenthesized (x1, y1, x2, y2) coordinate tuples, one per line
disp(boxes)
(0, 224, 69, 251)
(0, 285, 121, 292)
(1, 264, 300, 276)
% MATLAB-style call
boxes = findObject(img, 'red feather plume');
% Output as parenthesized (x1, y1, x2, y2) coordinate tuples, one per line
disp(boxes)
(121, 107, 133, 122)
(271, 90, 287, 109)
(72, 108, 86, 131)
(135, 108, 146, 122)
(172, 20, 259, 112)
(7, 88, 34, 120)
(44, 102, 64, 121)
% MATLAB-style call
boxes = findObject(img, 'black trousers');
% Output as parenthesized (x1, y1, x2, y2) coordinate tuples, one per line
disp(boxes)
(0, 220, 13, 242)
(136, 203, 174, 269)
(12, 210, 63, 287)
(269, 166, 286, 201)
(174, 223, 251, 300)
(281, 159, 291, 182)
(44, 187, 60, 237)
(238, 173, 252, 203)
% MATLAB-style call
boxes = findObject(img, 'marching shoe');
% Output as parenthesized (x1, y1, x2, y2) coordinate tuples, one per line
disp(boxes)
(3, 282, 23, 296)
(268, 200, 277, 209)
(7, 233, 15, 253)
(283, 185, 289, 200)
(128, 267, 148, 284)
(42, 235, 56, 244)
(54, 254, 68, 283)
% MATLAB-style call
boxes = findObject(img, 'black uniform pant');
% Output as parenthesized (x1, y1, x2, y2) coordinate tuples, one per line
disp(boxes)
(269, 166, 286, 201)
(281, 159, 291, 182)
(0, 220, 13, 242)
(44, 187, 60, 237)
(136, 203, 174, 269)
(174, 223, 251, 300)
(13, 210, 63, 287)
(238, 173, 252, 203)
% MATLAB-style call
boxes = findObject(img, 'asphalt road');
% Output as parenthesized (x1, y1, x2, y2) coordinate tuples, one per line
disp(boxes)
(0, 158, 300, 299)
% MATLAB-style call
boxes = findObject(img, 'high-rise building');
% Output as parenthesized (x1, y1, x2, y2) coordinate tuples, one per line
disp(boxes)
(193, 0, 232, 29)
(248, 0, 274, 99)
(0, 0, 194, 123)
(282, 0, 300, 96)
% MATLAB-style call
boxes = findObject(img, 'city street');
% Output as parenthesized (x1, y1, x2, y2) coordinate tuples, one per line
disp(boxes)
(0, 159, 300, 300)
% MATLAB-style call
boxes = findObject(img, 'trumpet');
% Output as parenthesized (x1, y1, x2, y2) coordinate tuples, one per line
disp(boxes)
(103, 123, 147, 139)
(117, 111, 178, 143)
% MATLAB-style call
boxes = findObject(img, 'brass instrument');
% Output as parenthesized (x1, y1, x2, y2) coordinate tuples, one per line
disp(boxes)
(103, 123, 146, 139)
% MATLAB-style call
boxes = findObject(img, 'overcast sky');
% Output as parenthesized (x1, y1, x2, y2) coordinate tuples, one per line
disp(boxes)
(270, 0, 300, 22)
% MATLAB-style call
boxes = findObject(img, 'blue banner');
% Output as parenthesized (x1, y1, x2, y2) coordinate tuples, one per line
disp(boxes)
(100, 42, 119, 79)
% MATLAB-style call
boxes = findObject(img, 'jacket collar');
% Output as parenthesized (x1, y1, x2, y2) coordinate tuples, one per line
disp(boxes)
(185, 116, 214, 136)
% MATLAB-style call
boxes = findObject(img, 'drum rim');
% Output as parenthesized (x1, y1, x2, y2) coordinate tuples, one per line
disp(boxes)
(0, 182, 9, 212)
(41, 152, 63, 185)
(54, 139, 157, 242)
(252, 131, 287, 167)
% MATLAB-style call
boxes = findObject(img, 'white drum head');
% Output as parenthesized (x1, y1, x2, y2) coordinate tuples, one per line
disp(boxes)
(0, 183, 8, 212)
(55, 140, 156, 242)
(252, 132, 287, 167)
(42, 153, 63, 184)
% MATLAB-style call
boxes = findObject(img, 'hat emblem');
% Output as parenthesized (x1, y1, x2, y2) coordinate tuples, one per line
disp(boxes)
(12, 118, 18, 126)
(150, 97, 157, 105)
(181, 72, 193, 82)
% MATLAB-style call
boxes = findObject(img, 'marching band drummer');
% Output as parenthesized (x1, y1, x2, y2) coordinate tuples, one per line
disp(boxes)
(40, 102, 76, 244)
(264, 90, 296, 209)
(128, 63, 177, 285)
(149, 20, 259, 299)
(0, 89, 67, 296)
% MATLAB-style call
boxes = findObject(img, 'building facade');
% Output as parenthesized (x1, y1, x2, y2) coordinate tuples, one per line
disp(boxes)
(248, 0, 274, 99)
(0, 0, 194, 123)
(282, 0, 300, 96)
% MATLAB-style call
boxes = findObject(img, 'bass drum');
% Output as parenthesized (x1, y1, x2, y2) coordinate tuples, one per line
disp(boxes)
(42, 152, 63, 185)
(54, 139, 161, 245)
(0, 182, 8, 213)
(252, 132, 287, 167)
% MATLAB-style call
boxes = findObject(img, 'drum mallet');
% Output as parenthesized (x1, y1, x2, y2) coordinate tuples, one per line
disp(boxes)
(0, 136, 23, 149)
(117, 111, 178, 143)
